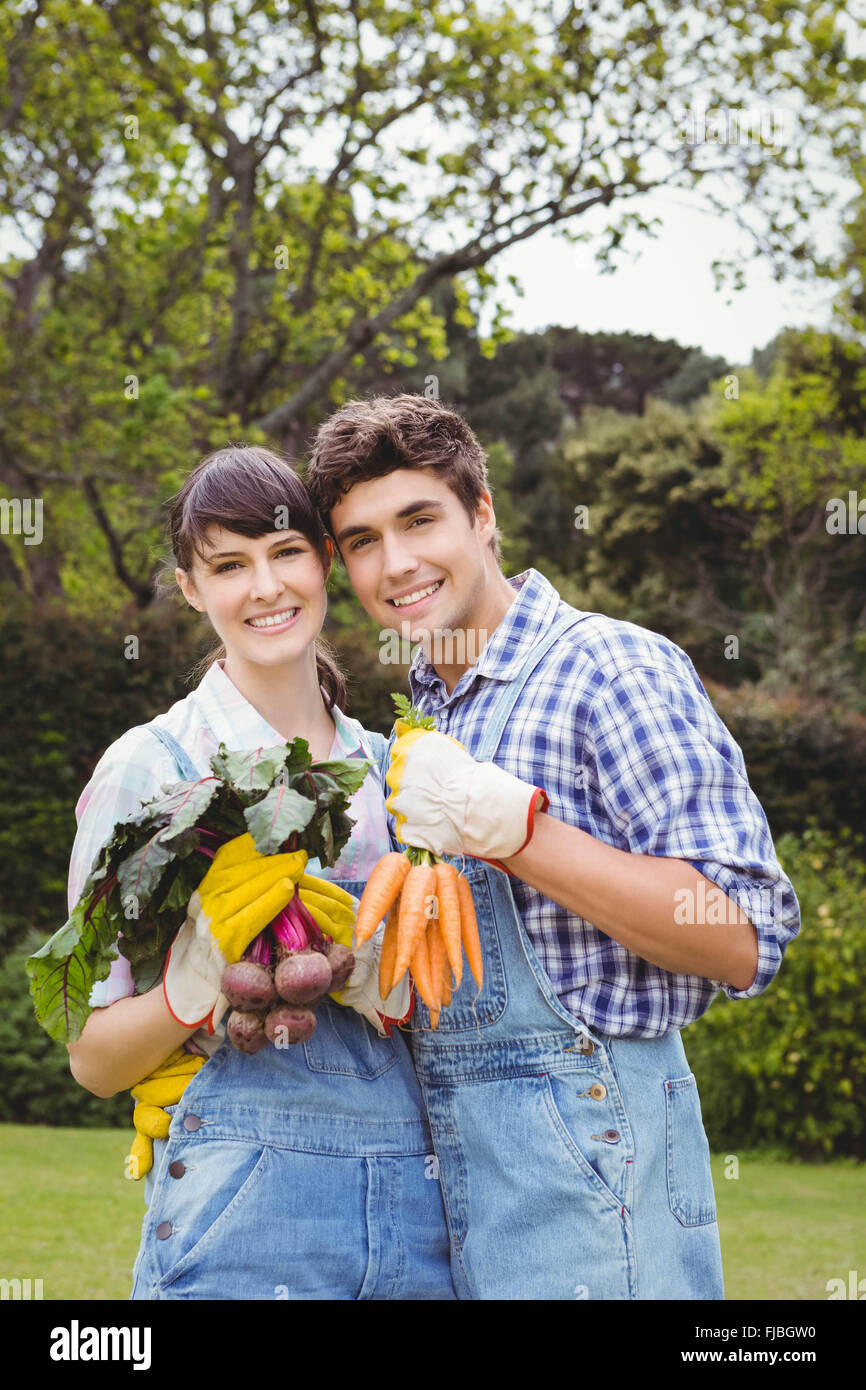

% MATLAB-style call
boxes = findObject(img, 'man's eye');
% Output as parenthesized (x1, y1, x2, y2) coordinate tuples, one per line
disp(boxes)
(351, 536, 374, 551)
(409, 517, 432, 528)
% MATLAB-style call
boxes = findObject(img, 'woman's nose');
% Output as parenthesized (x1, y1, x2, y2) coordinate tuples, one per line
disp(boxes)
(249, 562, 285, 601)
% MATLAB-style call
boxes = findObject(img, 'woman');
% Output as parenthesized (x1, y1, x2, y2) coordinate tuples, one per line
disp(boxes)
(66, 445, 457, 1301)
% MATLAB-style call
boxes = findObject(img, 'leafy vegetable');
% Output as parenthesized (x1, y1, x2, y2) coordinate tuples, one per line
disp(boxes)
(27, 739, 371, 1043)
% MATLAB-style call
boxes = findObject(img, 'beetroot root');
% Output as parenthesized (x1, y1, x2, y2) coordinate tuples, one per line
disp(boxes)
(227, 1009, 270, 1053)
(221, 960, 277, 1011)
(274, 949, 333, 1004)
(326, 944, 355, 991)
(265, 1004, 317, 1046)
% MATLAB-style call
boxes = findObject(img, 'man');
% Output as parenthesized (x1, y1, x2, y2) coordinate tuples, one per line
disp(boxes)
(305, 392, 801, 1300)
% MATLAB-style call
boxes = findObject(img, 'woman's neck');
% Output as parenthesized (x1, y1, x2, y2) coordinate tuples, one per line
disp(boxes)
(220, 650, 336, 752)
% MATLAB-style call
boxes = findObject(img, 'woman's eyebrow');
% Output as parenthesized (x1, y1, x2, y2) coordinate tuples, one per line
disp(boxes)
(335, 499, 444, 544)
(205, 533, 306, 561)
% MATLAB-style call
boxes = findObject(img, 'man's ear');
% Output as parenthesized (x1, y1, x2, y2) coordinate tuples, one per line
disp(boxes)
(475, 490, 497, 544)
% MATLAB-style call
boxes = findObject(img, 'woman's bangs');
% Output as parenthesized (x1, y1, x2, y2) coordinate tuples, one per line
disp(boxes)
(181, 449, 323, 564)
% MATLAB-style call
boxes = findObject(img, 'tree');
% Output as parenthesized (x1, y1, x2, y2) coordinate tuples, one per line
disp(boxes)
(1, 0, 864, 607)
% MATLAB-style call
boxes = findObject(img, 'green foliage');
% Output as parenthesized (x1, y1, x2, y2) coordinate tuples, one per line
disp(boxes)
(686, 827, 866, 1161)
(704, 682, 866, 843)
(0, 933, 130, 1129)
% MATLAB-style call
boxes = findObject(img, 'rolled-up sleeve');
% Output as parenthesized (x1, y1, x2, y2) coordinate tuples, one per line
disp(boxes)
(584, 656, 801, 1000)
(68, 730, 175, 1008)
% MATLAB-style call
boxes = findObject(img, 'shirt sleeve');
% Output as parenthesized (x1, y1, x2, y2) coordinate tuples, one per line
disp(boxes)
(582, 655, 801, 1000)
(68, 728, 177, 1008)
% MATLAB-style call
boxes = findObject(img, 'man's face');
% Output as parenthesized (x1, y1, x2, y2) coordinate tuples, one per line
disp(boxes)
(329, 468, 496, 640)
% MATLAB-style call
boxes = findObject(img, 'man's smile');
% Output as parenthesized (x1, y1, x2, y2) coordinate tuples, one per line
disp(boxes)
(385, 579, 444, 611)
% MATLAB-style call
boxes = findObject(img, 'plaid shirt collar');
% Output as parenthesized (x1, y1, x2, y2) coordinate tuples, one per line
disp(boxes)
(191, 659, 362, 756)
(408, 567, 566, 702)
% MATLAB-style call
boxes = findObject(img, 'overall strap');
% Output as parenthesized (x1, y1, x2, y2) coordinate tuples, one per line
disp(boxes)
(357, 728, 389, 784)
(144, 722, 201, 782)
(475, 609, 588, 763)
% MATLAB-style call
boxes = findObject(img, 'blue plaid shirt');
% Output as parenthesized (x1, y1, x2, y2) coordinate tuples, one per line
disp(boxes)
(404, 568, 801, 1039)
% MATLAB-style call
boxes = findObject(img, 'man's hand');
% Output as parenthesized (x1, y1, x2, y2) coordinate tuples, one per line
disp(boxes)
(385, 729, 548, 865)
(163, 833, 308, 1031)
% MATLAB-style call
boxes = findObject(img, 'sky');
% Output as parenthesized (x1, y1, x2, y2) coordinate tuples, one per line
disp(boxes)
(472, 188, 843, 369)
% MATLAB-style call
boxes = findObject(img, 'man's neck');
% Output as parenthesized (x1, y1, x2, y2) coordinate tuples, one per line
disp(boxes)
(423, 568, 518, 695)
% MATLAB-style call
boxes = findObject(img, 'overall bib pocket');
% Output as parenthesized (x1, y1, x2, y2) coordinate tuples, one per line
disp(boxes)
(664, 1073, 718, 1227)
(412, 865, 507, 1033)
(302, 998, 399, 1079)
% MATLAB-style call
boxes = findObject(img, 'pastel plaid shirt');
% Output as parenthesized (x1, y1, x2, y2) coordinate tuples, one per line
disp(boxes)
(68, 659, 391, 1055)
(404, 567, 802, 1039)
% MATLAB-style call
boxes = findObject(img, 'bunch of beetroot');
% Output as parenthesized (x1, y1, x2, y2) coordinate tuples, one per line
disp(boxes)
(221, 893, 355, 1052)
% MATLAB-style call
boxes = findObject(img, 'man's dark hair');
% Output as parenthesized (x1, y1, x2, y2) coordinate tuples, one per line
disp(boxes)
(305, 392, 502, 563)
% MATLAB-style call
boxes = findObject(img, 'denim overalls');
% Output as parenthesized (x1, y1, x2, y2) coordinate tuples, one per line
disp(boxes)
(129, 725, 456, 1301)
(395, 613, 726, 1301)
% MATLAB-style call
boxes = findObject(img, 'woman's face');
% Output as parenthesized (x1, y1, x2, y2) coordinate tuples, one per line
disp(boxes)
(176, 524, 330, 670)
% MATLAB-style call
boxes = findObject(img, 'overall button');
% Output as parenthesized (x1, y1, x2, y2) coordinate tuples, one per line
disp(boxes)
(577, 1082, 608, 1100)
(579, 1037, 595, 1056)
(591, 1129, 621, 1144)
(168, 1160, 186, 1179)
(183, 1114, 202, 1132)
(156, 1221, 173, 1240)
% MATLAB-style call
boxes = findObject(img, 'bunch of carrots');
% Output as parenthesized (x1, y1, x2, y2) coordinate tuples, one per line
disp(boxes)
(353, 698, 482, 1028)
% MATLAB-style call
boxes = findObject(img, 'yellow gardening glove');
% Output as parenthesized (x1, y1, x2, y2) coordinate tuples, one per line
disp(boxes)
(163, 833, 308, 1030)
(124, 1047, 207, 1181)
(297, 873, 357, 950)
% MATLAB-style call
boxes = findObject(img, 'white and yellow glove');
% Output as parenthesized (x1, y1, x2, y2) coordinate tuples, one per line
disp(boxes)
(163, 833, 308, 1031)
(385, 729, 548, 867)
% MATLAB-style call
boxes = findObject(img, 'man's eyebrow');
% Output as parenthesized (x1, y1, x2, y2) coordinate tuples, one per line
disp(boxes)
(204, 533, 307, 562)
(334, 499, 445, 544)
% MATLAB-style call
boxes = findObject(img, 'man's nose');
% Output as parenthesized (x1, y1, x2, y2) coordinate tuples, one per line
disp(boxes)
(380, 530, 420, 578)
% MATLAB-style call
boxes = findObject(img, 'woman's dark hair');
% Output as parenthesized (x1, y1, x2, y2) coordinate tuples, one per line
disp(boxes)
(160, 445, 346, 708)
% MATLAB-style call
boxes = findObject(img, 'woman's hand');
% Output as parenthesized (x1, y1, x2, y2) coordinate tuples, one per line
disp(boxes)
(163, 833, 308, 1031)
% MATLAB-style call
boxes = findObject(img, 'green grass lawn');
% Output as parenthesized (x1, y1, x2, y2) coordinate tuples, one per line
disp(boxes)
(0, 1125, 863, 1299)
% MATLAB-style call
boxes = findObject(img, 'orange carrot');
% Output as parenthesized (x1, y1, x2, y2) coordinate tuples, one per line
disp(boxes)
(428, 920, 449, 1024)
(433, 862, 463, 988)
(378, 900, 401, 999)
(410, 925, 437, 1011)
(354, 852, 410, 947)
(393, 863, 436, 981)
(456, 871, 483, 989)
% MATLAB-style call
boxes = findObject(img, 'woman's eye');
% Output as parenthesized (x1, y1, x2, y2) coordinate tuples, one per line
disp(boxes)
(216, 546, 302, 573)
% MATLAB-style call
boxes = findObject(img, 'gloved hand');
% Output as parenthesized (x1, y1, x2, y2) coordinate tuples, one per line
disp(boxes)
(385, 729, 548, 866)
(163, 833, 308, 1031)
(125, 1046, 206, 1180)
(332, 928, 412, 1036)
(296, 873, 356, 950)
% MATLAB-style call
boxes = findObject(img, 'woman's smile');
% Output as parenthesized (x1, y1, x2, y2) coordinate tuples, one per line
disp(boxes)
(244, 606, 302, 633)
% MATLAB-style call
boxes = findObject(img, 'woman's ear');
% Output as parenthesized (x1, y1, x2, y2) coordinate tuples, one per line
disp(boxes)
(175, 566, 204, 613)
